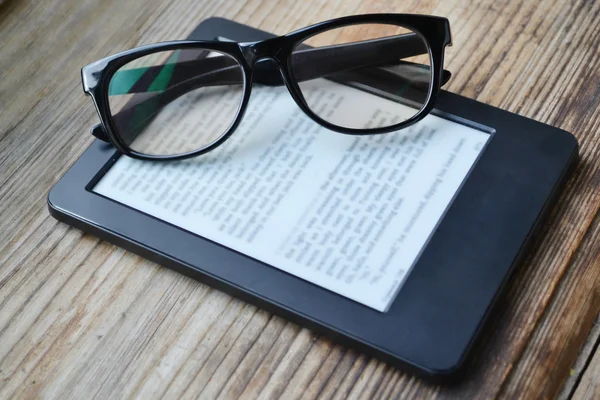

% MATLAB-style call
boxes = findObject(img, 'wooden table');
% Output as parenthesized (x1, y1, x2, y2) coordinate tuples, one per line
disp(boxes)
(1, 0, 599, 398)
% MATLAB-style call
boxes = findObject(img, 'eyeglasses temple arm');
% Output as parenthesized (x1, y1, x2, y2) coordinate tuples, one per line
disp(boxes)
(267, 33, 428, 84)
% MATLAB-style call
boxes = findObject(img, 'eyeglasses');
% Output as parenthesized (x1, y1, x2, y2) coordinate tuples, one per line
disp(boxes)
(82, 14, 452, 161)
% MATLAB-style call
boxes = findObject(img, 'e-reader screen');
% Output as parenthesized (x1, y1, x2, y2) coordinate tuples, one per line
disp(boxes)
(92, 45, 490, 312)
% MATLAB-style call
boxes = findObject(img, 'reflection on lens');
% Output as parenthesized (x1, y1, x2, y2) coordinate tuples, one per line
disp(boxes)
(108, 48, 244, 156)
(290, 23, 432, 130)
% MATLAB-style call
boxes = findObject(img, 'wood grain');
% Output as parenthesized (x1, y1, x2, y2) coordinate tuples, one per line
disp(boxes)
(0, 0, 599, 399)
(572, 314, 600, 400)
(562, 313, 600, 399)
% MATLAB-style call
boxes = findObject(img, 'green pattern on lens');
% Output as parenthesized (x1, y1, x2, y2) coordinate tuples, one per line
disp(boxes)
(147, 51, 180, 93)
(109, 50, 181, 95)
(109, 67, 149, 95)
(123, 50, 182, 142)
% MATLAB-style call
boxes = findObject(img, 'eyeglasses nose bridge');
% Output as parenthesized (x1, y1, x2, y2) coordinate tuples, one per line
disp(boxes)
(241, 38, 285, 65)
(240, 40, 289, 87)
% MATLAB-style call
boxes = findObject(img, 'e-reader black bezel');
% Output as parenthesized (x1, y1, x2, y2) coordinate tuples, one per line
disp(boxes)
(48, 17, 579, 381)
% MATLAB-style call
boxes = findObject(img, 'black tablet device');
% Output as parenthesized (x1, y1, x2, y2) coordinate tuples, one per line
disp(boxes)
(48, 18, 578, 380)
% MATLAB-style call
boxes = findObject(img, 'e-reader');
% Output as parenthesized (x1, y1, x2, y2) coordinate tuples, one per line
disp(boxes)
(48, 18, 578, 380)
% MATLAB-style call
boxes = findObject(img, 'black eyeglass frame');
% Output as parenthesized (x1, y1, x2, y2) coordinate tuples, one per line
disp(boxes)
(82, 13, 452, 161)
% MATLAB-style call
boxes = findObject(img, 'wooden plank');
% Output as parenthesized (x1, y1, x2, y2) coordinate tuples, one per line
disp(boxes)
(572, 317, 600, 400)
(0, 0, 599, 398)
(501, 213, 600, 398)
(561, 314, 600, 399)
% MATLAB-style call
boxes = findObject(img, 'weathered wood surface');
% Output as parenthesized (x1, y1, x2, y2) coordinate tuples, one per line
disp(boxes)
(565, 314, 600, 399)
(0, 0, 599, 398)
